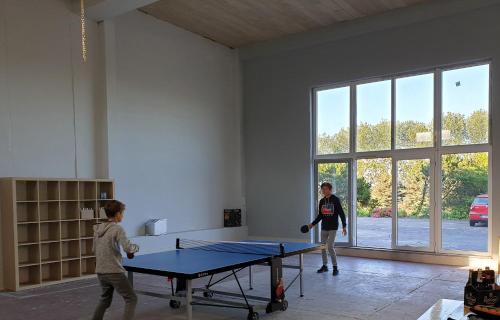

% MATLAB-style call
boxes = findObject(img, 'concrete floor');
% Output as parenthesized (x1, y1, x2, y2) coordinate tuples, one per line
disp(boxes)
(0, 254, 467, 320)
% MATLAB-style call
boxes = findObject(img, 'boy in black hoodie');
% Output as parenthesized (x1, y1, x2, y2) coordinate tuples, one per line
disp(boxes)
(308, 182, 347, 276)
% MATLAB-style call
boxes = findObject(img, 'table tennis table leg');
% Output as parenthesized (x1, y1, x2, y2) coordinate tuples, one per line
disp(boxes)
(299, 254, 304, 297)
(186, 279, 193, 320)
(249, 266, 253, 290)
(128, 271, 134, 288)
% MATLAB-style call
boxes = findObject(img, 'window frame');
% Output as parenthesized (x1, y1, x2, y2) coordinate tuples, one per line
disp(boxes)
(312, 60, 492, 256)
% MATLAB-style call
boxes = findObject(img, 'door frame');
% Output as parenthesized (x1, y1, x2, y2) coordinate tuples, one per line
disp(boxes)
(313, 159, 354, 247)
(392, 153, 435, 252)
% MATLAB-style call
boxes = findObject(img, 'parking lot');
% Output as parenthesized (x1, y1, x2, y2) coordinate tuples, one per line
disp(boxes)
(343, 217, 488, 252)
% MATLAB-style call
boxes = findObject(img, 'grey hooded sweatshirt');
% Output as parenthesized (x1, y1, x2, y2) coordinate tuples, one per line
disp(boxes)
(93, 222, 139, 274)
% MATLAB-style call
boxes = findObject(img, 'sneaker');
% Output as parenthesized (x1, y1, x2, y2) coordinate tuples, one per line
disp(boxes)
(332, 267, 339, 276)
(317, 265, 328, 273)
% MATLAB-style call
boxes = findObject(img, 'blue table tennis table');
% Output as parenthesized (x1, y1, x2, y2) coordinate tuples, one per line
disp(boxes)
(123, 239, 321, 320)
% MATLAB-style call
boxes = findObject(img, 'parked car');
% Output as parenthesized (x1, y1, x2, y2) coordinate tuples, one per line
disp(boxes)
(469, 194, 488, 227)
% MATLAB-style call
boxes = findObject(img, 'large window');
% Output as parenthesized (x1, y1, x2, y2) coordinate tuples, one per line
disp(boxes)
(397, 158, 431, 248)
(356, 158, 392, 248)
(317, 162, 350, 244)
(314, 62, 490, 254)
(316, 86, 350, 154)
(396, 73, 434, 149)
(442, 65, 489, 146)
(357, 80, 391, 152)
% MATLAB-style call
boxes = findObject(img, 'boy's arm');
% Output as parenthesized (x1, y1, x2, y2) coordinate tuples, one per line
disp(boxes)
(116, 227, 139, 254)
(309, 200, 323, 228)
(336, 197, 347, 228)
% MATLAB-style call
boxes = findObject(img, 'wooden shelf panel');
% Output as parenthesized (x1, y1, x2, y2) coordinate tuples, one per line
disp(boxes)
(16, 180, 38, 202)
(61, 240, 80, 260)
(97, 182, 114, 200)
(79, 181, 97, 201)
(81, 257, 96, 275)
(19, 265, 41, 287)
(17, 202, 38, 223)
(60, 181, 78, 201)
(79, 201, 97, 219)
(61, 202, 79, 220)
(40, 222, 60, 242)
(39, 181, 59, 201)
(17, 223, 39, 244)
(81, 239, 94, 257)
(80, 220, 95, 238)
(41, 262, 61, 282)
(18, 244, 40, 266)
(62, 260, 80, 279)
(61, 221, 79, 240)
(39, 202, 59, 221)
(41, 242, 60, 263)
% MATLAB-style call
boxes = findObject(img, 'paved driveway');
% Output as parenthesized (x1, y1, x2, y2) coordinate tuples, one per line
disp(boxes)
(337, 217, 487, 252)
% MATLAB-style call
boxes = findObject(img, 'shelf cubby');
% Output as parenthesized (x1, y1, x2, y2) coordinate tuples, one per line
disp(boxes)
(18, 244, 40, 266)
(62, 260, 80, 279)
(39, 181, 59, 201)
(40, 222, 60, 242)
(17, 223, 39, 244)
(41, 262, 62, 283)
(81, 239, 94, 258)
(61, 240, 80, 260)
(39, 202, 59, 221)
(60, 181, 78, 201)
(17, 202, 38, 223)
(41, 242, 60, 263)
(79, 181, 97, 200)
(16, 180, 38, 202)
(61, 202, 79, 220)
(97, 182, 114, 200)
(81, 257, 96, 275)
(80, 201, 97, 215)
(80, 220, 94, 238)
(18, 265, 41, 287)
(61, 221, 79, 240)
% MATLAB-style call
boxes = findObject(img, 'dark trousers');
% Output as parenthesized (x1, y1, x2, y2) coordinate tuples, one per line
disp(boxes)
(92, 273, 137, 320)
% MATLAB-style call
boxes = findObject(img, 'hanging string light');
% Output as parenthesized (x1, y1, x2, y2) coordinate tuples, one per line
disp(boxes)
(80, 0, 87, 62)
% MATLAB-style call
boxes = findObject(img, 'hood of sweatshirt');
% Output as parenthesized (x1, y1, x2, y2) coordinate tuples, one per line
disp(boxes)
(94, 222, 116, 238)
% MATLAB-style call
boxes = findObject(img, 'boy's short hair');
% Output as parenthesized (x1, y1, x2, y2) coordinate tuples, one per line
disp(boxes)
(320, 182, 333, 190)
(104, 200, 126, 218)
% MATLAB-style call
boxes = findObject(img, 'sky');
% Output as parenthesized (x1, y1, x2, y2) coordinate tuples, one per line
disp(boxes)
(317, 64, 489, 136)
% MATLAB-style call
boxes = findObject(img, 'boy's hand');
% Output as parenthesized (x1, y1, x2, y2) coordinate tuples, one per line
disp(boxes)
(127, 252, 135, 259)
(342, 227, 347, 236)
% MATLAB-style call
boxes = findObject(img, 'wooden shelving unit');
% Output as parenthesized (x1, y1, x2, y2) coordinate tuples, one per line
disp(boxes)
(0, 178, 114, 291)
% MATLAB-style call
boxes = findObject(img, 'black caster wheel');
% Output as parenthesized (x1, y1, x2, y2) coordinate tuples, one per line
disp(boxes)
(281, 300, 288, 311)
(203, 291, 214, 298)
(169, 300, 181, 309)
(247, 312, 259, 320)
(265, 303, 272, 314)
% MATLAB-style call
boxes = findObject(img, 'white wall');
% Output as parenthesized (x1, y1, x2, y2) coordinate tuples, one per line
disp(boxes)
(0, 0, 106, 290)
(105, 11, 244, 236)
(242, 0, 500, 264)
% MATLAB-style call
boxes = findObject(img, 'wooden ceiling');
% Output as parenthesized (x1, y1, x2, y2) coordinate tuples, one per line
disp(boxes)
(140, 0, 431, 48)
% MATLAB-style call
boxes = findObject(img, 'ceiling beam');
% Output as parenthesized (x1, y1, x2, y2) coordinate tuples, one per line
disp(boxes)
(85, 0, 159, 21)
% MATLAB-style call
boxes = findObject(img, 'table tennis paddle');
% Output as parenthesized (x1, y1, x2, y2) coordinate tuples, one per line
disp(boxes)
(300, 225, 310, 233)
(127, 252, 135, 259)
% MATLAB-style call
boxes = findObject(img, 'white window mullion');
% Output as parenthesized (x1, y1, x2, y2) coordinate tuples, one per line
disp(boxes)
(433, 69, 442, 253)
(391, 157, 397, 249)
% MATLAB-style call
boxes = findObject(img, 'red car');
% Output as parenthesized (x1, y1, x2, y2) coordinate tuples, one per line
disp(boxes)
(469, 194, 488, 227)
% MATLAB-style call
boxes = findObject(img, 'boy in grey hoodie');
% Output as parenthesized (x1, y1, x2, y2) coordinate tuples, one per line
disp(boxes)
(92, 200, 139, 320)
